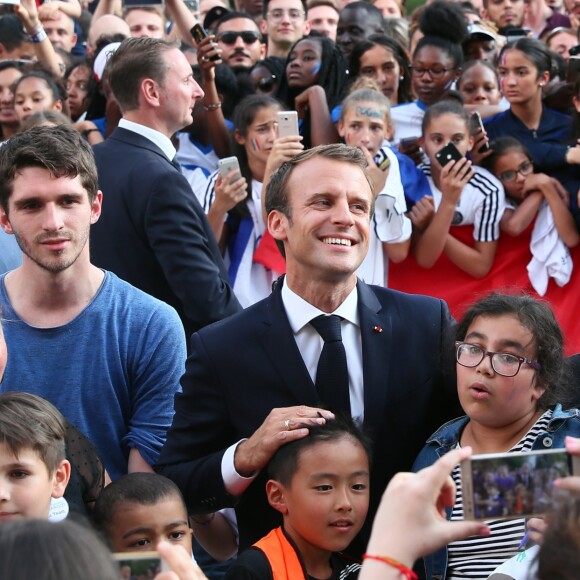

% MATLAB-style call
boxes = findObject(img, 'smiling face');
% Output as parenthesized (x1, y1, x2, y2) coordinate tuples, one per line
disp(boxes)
(268, 156, 372, 291)
(0, 168, 101, 275)
(262, 0, 310, 52)
(411, 45, 458, 106)
(457, 314, 544, 430)
(107, 497, 193, 553)
(235, 105, 280, 165)
(421, 112, 473, 166)
(458, 63, 501, 106)
(338, 100, 389, 157)
(286, 38, 322, 89)
(13, 77, 62, 123)
(267, 436, 369, 573)
(0, 444, 69, 522)
(497, 49, 548, 106)
(0, 67, 22, 125)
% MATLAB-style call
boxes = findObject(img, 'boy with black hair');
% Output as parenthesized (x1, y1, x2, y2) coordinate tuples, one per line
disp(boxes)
(224, 416, 370, 579)
(93, 472, 194, 553)
(0, 392, 71, 521)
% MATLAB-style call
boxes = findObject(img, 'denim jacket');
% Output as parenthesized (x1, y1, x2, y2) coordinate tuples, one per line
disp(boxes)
(412, 405, 580, 580)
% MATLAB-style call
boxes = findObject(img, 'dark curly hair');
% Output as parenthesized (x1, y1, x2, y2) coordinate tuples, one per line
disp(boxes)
(454, 293, 571, 409)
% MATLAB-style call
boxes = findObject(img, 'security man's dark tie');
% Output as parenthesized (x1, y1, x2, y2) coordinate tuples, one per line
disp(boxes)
(310, 314, 351, 415)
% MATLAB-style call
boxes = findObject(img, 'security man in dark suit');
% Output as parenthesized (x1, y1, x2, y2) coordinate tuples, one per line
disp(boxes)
(91, 38, 241, 339)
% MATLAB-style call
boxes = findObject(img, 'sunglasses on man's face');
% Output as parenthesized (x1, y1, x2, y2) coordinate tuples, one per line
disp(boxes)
(217, 31, 261, 45)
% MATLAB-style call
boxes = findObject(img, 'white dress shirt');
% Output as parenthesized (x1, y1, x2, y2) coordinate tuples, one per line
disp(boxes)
(221, 278, 364, 495)
(118, 118, 176, 161)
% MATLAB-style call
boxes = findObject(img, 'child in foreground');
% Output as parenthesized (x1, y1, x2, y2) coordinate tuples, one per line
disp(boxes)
(225, 415, 370, 580)
(93, 472, 194, 554)
(0, 392, 71, 522)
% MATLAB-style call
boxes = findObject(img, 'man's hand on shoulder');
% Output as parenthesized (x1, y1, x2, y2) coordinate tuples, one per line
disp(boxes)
(234, 406, 334, 476)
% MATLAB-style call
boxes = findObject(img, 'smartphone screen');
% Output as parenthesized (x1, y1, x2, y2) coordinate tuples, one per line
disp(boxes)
(461, 449, 578, 520)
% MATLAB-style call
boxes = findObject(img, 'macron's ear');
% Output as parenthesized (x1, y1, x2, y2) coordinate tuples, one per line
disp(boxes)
(267, 209, 287, 241)
(266, 480, 288, 514)
(51, 459, 71, 499)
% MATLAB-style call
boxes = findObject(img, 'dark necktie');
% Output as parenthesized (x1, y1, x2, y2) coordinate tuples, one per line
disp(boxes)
(310, 314, 351, 415)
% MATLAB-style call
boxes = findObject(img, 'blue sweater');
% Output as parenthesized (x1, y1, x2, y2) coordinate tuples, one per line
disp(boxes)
(0, 271, 185, 479)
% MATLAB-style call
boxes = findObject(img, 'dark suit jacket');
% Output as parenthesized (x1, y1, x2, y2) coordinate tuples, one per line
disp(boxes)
(157, 279, 460, 553)
(91, 128, 241, 339)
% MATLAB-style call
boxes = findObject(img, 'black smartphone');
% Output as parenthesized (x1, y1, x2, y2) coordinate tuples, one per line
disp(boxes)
(190, 24, 220, 61)
(123, 0, 163, 6)
(469, 112, 490, 153)
(435, 142, 462, 167)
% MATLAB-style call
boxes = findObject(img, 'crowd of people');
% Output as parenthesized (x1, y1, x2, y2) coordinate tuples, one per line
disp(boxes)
(2, 0, 580, 578)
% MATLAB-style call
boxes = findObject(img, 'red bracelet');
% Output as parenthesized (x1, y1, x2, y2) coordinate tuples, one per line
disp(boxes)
(362, 554, 418, 580)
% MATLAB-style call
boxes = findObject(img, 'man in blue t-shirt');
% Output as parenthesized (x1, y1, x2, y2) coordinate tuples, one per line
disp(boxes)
(0, 125, 185, 480)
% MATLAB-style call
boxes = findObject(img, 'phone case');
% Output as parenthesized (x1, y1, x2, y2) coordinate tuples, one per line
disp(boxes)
(191, 24, 207, 44)
(218, 156, 241, 180)
(435, 142, 462, 167)
(277, 111, 299, 138)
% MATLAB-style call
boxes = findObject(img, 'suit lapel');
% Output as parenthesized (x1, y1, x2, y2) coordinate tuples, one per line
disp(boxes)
(257, 281, 319, 406)
(110, 128, 173, 165)
(357, 281, 392, 434)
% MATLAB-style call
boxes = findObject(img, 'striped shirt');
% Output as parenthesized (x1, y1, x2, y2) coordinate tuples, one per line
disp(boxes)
(419, 163, 505, 243)
(446, 410, 553, 579)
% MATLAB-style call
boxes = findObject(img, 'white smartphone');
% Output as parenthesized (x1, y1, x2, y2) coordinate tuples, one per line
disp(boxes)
(218, 156, 241, 181)
(461, 448, 580, 521)
(277, 111, 299, 138)
(113, 551, 170, 576)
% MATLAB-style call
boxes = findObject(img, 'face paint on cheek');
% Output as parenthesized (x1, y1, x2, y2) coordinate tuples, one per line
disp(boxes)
(311, 62, 321, 76)
(251, 137, 261, 151)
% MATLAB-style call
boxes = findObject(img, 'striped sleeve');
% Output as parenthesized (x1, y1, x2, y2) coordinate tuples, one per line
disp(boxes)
(470, 170, 506, 242)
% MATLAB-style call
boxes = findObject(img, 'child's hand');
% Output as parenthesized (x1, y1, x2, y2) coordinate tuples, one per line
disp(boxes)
(409, 196, 435, 232)
(264, 135, 304, 178)
(214, 171, 248, 213)
(522, 172, 551, 195)
(469, 131, 492, 166)
(439, 158, 473, 206)
(155, 541, 208, 580)
(359, 145, 388, 198)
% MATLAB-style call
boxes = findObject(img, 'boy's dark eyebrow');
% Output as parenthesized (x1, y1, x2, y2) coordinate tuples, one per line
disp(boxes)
(309, 470, 370, 479)
(121, 520, 188, 540)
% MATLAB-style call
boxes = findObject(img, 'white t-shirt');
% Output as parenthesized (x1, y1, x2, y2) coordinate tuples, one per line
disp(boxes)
(419, 162, 506, 242)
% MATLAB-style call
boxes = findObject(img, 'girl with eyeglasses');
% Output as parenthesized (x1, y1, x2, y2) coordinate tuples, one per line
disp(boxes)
(413, 292, 580, 580)
(390, 1, 467, 145)
(200, 95, 303, 308)
(489, 137, 579, 253)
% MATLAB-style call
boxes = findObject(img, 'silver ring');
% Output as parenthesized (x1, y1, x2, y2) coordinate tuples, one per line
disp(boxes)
(284, 419, 290, 429)
(201, 55, 209, 63)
